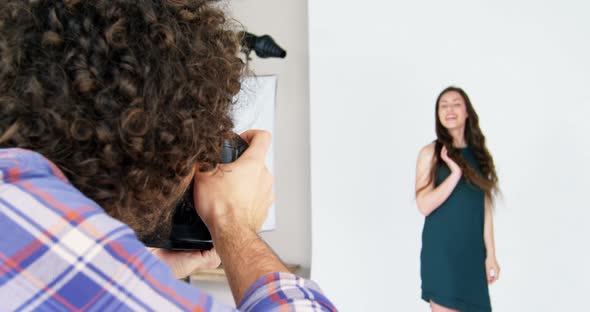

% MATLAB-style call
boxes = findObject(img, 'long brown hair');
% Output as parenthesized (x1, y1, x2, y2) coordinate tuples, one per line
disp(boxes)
(422, 86, 498, 198)
(0, 0, 244, 238)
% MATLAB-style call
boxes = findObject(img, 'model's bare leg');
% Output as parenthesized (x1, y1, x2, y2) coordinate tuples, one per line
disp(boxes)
(430, 300, 460, 312)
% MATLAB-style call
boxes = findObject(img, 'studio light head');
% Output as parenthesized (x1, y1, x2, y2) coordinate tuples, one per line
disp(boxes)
(240, 31, 287, 59)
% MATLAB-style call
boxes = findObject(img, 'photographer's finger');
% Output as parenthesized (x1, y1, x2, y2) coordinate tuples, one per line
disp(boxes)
(239, 129, 260, 144)
(239, 130, 271, 160)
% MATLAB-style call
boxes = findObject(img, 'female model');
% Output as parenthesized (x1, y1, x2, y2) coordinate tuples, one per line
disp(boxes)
(416, 87, 500, 312)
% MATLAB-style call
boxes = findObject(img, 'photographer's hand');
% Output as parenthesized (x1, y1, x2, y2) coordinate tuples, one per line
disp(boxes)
(194, 130, 288, 305)
(147, 247, 221, 279)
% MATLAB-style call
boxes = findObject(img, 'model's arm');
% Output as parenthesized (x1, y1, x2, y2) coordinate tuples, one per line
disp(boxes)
(484, 194, 500, 284)
(415, 143, 462, 216)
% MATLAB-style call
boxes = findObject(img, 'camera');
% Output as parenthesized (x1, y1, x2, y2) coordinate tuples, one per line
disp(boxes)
(142, 135, 249, 250)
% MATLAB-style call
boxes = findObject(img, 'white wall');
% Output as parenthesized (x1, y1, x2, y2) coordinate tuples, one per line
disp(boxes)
(195, 0, 312, 306)
(309, 0, 590, 311)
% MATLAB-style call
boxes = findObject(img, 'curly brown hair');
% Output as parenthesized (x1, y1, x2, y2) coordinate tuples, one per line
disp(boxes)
(0, 0, 245, 238)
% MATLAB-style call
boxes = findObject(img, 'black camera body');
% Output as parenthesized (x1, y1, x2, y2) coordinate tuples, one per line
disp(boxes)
(142, 135, 249, 250)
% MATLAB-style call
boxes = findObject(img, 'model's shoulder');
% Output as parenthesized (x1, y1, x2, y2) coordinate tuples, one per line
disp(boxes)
(418, 142, 436, 159)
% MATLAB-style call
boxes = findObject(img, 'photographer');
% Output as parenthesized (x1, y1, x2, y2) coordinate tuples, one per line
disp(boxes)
(0, 1, 335, 311)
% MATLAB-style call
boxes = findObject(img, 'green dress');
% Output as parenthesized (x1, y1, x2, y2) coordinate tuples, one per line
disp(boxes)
(420, 146, 491, 311)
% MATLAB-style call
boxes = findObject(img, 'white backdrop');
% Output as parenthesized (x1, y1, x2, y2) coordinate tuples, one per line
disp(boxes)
(309, 0, 590, 311)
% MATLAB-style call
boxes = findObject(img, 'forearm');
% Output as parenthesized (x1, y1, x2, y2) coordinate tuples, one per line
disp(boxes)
(211, 222, 289, 304)
(417, 171, 461, 216)
(483, 196, 496, 258)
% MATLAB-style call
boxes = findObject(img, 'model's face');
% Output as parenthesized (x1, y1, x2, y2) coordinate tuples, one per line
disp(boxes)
(438, 91, 469, 130)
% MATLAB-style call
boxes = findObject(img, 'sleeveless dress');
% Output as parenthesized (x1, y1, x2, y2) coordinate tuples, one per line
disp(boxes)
(420, 146, 491, 311)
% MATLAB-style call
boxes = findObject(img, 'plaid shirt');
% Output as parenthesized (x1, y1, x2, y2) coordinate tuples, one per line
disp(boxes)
(0, 149, 336, 311)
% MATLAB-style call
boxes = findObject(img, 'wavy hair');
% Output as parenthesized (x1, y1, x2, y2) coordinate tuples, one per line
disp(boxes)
(422, 86, 498, 198)
(0, 0, 244, 238)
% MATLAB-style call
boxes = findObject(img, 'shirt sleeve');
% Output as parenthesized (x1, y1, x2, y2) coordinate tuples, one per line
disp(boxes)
(238, 273, 337, 312)
(0, 148, 235, 311)
(0, 148, 337, 312)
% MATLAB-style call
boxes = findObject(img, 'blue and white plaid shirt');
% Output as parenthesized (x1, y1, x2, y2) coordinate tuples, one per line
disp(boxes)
(0, 148, 336, 311)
